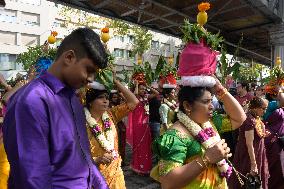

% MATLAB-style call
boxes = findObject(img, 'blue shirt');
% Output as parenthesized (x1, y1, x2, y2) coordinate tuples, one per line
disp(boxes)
(263, 100, 278, 120)
(3, 72, 108, 189)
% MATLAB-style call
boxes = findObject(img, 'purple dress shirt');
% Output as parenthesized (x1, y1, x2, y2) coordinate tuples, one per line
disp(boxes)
(3, 72, 109, 189)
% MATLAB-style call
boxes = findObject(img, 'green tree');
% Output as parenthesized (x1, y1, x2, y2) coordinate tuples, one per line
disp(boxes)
(238, 61, 265, 83)
(59, 6, 110, 29)
(218, 35, 243, 83)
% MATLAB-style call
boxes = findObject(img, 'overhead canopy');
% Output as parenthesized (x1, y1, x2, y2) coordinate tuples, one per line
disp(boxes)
(0, 0, 5, 7)
(49, 0, 283, 66)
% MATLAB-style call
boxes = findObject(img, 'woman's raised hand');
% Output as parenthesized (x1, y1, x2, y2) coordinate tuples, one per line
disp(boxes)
(94, 152, 113, 165)
(204, 139, 231, 164)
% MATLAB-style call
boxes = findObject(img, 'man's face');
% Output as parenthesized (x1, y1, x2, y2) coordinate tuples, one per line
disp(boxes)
(63, 57, 99, 89)
(237, 85, 246, 96)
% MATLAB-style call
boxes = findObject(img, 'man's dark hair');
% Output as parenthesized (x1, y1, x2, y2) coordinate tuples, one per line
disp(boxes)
(55, 27, 108, 69)
(249, 97, 265, 109)
(240, 82, 249, 92)
(162, 88, 174, 98)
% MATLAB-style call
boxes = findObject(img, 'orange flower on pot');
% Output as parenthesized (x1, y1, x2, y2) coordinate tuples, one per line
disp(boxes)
(198, 2, 210, 12)
(197, 2, 211, 26)
(51, 31, 58, 36)
(101, 27, 110, 43)
(48, 31, 58, 44)
(101, 27, 109, 33)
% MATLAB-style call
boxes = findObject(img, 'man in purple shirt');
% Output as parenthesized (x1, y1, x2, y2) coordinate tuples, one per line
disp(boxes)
(3, 28, 109, 189)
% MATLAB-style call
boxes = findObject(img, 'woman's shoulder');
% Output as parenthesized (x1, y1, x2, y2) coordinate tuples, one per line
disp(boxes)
(154, 122, 195, 147)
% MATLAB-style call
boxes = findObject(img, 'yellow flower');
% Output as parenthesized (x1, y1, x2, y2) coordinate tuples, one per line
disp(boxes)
(198, 2, 210, 12)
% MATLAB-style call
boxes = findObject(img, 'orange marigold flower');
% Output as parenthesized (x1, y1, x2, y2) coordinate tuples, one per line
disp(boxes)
(51, 31, 58, 36)
(198, 2, 210, 12)
(101, 27, 109, 33)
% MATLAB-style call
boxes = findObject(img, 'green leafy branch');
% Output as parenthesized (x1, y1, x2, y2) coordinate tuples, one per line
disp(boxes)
(16, 45, 57, 71)
(180, 19, 223, 51)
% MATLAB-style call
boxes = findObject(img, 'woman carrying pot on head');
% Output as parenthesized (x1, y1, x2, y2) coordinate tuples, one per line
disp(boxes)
(228, 97, 270, 189)
(150, 16, 246, 187)
(127, 77, 159, 175)
(151, 76, 246, 189)
(84, 74, 139, 189)
(159, 74, 178, 135)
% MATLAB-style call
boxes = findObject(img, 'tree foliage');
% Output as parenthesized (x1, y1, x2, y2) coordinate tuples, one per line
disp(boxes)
(218, 35, 243, 83)
(59, 6, 109, 29)
(238, 62, 265, 83)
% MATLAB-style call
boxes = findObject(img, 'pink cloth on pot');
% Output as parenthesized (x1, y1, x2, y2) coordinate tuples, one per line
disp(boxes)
(177, 40, 218, 76)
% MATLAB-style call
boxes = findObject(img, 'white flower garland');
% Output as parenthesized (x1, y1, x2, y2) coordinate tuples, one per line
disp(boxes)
(177, 111, 232, 178)
(84, 108, 118, 159)
(164, 98, 179, 112)
(139, 96, 149, 115)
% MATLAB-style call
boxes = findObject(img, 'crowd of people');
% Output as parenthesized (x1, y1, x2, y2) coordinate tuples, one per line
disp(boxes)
(0, 13, 284, 189)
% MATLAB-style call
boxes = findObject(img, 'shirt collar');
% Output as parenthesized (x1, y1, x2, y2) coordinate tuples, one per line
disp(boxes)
(40, 71, 73, 94)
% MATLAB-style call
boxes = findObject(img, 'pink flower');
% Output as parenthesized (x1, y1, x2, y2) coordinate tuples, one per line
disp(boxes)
(196, 130, 209, 143)
(204, 128, 216, 137)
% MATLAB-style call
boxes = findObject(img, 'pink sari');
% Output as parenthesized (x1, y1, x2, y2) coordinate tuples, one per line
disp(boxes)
(127, 101, 152, 174)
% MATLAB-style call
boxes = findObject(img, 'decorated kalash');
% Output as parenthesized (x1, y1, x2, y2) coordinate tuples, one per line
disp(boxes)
(35, 31, 58, 77)
(150, 2, 247, 189)
(16, 30, 58, 80)
(264, 57, 284, 95)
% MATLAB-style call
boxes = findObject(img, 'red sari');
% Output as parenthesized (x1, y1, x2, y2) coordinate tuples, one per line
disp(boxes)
(127, 100, 152, 174)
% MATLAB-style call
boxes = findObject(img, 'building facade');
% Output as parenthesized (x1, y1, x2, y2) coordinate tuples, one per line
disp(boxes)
(0, 0, 181, 80)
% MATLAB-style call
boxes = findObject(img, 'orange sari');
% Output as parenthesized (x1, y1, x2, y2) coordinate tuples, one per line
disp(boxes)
(87, 103, 131, 189)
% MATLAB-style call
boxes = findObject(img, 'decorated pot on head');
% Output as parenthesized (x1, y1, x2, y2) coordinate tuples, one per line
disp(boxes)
(132, 72, 147, 85)
(178, 2, 222, 88)
(159, 73, 177, 89)
(175, 2, 233, 179)
(264, 57, 284, 95)
(178, 38, 219, 87)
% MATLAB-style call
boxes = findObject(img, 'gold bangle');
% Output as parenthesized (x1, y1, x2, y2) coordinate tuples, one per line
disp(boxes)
(195, 159, 204, 169)
(218, 90, 229, 101)
(200, 156, 209, 168)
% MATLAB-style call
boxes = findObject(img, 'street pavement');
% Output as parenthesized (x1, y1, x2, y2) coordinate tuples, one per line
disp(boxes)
(123, 144, 161, 189)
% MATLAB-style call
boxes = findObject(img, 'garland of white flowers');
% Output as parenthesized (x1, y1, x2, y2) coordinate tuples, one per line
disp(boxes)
(164, 98, 179, 112)
(84, 108, 118, 159)
(139, 96, 149, 115)
(177, 111, 232, 178)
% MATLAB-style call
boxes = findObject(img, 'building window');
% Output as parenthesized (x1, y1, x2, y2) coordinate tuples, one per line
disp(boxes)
(113, 48, 124, 58)
(21, 12, 40, 26)
(114, 35, 124, 43)
(161, 42, 170, 52)
(0, 53, 16, 70)
(127, 35, 134, 43)
(150, 54, 160, 63)
(151, 40, 159, 49)
(0, 31, 17, 45)
(21, 34, 39, 46)
(0, 9, 16, 23)
(52, 19, 65, 28)
(126, 50, 134, 59)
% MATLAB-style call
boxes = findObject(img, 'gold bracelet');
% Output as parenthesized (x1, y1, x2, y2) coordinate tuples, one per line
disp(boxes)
(218, 90, 229, 101)
(195, 159, 204, 169)
(200, 156, 209, 168)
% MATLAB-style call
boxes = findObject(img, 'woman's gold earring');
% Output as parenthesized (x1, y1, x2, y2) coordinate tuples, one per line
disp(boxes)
(185, 109, 191, 115)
